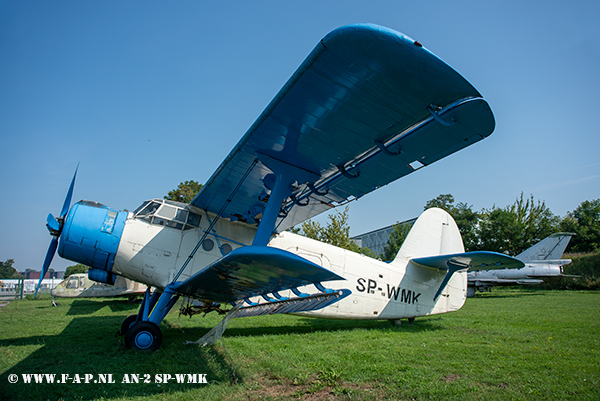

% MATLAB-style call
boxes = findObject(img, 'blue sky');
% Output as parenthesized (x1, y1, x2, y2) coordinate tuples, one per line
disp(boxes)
(2, 1, 599, 272)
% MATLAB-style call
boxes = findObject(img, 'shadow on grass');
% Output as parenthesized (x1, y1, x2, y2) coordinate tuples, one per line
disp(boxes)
(1, 299, 444, 401)
(1, 313, 238, 401)
(170, 313, 446, 344)
(64, 298, 141, 315)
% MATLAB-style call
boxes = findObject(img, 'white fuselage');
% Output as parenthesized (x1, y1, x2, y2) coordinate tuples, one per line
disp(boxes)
(469, 261, 568, 282)
(112, 210, 467, 321)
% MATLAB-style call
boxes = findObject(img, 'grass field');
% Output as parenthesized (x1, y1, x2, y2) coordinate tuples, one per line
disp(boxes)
(1, 290, 598, 400)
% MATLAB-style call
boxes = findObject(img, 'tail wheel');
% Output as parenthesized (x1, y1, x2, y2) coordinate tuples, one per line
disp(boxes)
(125, 321, 162, 351)
(120, 314, 138, 336)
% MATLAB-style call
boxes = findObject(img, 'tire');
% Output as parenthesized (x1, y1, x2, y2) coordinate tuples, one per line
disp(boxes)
(120, 315, 138, 336)
(124, 321, 162, 351)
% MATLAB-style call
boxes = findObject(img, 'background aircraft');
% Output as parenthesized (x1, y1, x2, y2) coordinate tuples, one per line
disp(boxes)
(37, 24, 521, 351)
(51, 273, 147, 300)
(467, 233, 576, 296)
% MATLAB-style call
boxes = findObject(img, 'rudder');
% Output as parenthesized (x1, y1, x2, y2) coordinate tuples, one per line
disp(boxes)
(392, 207, 465, 264)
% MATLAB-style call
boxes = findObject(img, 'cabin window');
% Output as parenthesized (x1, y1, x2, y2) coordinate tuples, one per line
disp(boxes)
(202, 239, 214, 251)
(186, 212, 201, 228)
(221, 243, 232, 255)
(175, 209, 188, 224)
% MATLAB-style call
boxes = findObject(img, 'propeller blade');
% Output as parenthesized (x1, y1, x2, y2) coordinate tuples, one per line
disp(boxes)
(34, 237, 58, 299)
(60, 165, 78, 218)
(46, 213, 60, 233)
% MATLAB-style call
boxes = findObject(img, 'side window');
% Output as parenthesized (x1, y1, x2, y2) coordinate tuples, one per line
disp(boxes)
(66, 277, 79, 289)
(175, 209, 188, 224)
(186, 212, 201, 228)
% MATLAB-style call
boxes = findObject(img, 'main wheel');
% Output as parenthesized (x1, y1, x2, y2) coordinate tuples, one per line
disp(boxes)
(125, 321, 162, 351)
(120, 314, 138, 336)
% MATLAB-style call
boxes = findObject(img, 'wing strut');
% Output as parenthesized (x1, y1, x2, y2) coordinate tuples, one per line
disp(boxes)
(252, 154, 318, 246)
(173, 160, 258, 282)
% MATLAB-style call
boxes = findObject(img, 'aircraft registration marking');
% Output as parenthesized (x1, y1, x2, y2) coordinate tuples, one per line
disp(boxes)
(355, 277, 421, 304)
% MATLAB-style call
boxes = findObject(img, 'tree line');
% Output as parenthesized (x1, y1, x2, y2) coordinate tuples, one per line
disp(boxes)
(297, 193, 600, 261)
(162, 180, 600, 258)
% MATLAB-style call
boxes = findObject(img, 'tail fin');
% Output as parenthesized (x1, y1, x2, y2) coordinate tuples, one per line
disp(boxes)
(515, 233, 574, 262)
(392, 208, 524, 302)
(392, 207, 465, 265)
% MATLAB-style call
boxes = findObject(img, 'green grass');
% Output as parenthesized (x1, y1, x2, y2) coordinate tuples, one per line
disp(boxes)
(1, 290, 599, 400)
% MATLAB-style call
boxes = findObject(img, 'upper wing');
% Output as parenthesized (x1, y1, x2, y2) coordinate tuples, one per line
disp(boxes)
(191, 24, 495, 231)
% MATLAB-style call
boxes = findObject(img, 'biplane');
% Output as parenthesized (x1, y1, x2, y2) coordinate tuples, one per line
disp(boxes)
(37, 24, 522, 350)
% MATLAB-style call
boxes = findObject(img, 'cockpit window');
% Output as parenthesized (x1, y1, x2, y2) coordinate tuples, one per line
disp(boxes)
(66, 277, 79, 289)
(133, 201, 150, 215)
(136, 201, 161, 217)
(132, 199, 201, 230)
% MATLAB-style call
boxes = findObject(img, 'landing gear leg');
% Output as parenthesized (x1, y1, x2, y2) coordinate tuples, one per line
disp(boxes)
(122, 285, 179, 351)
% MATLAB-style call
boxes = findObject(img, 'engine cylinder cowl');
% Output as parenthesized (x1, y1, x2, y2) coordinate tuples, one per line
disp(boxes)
(58, 200, 127, 281)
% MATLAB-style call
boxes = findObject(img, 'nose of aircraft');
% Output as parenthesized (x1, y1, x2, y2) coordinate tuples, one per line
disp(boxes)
(58, 201, 127, 285)
(37, 166, 128, 297)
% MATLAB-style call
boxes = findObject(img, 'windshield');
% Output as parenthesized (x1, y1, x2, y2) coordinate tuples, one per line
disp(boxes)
(133, 199, 201, 230)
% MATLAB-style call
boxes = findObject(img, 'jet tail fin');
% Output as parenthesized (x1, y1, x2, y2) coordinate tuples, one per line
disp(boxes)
(515, 233, 575, 262)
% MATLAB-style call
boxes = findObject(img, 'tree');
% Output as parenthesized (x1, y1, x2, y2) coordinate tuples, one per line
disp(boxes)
(382, 222, 413, 261)
(65, 264, 88, 278)
(560, 199, 600, 253)
(165, 180, 203, 204)
(0, 259, 22, 279)
(424, 194, 455, 211)
(297, 207, 376, 257)
(476, 193, 559, 255)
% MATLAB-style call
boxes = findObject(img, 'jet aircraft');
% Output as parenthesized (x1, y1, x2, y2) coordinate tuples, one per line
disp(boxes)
(37, 24, 523, 350)
(467, 233, 576, 296)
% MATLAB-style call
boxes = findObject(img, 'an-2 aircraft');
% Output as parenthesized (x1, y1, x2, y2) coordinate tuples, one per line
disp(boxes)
(51, 273, 147, 300)
(37, 24, 524, 350)
(467, 233, 576, 296)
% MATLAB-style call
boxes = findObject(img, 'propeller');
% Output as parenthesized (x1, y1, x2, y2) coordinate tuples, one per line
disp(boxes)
(35, 166, 78, 299)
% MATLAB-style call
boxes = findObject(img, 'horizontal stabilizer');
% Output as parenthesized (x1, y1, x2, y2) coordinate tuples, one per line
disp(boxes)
(412, 251, 525, 271)
(172, 246, 344, 303)
(411, 251, 524, 301)
(236, 289, 351, 318)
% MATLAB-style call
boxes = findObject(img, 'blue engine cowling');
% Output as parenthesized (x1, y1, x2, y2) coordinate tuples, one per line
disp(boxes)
(58, 200, 127, 285)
